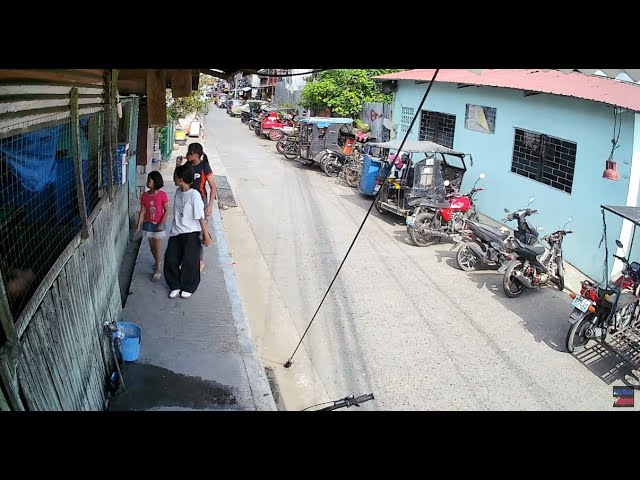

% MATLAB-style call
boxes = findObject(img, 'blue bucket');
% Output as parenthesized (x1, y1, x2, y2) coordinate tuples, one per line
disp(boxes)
(116, 322, 141, 362)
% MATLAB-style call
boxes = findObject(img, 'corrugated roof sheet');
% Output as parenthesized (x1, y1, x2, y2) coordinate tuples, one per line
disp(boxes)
(375, 69, 640, 112)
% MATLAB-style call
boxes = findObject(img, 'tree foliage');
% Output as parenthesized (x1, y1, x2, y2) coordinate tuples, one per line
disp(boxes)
(300, 69, 403, 118)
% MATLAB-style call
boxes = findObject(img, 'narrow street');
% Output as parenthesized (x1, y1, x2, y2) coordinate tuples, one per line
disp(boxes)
(206, 107, 637, 410)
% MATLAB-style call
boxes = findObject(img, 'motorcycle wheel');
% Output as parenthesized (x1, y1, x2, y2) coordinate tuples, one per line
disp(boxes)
(344, 166, 359, 188)
(241, 116, 249, 124)
(269, 129, 283, 141)
(276, 139, 287, 155)
(283, 144, 299, 160)
(456, 245, 480, 272)
(322, 154, 341, 177)
(254, 126, 262, 137)
(503, 260, 527, 298)
(408, 212, 438, 247)
(566, 312, 597, 353)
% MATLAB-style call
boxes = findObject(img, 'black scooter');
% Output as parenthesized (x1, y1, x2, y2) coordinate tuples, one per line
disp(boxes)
(454, 196, 540, 273)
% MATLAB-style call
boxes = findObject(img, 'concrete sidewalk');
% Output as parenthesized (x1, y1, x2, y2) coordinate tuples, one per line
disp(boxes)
(109, 144, 276, 411)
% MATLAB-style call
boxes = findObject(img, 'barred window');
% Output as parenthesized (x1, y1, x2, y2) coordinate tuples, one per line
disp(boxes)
(418, 110, 456, 148)
(511, 128, 576, 194)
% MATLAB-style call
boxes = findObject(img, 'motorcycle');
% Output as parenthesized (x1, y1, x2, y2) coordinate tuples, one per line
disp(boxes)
(454, 197, 541, 273)
(502, 216, 573, 298)
(565, 239, 640, 353)
(406, 173, 485, 247)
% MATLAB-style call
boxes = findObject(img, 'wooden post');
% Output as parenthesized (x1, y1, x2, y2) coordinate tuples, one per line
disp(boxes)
(70, 88, 91, 239)
(104, 71, 117, 201)
(168, 69, 193, 98)
(146, 69, 167, 128)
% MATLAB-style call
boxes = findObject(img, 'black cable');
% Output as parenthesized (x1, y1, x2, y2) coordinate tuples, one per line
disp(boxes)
(284, 69, 441, 368)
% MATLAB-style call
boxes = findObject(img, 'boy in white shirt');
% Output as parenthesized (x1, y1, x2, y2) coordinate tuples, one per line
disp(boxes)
(164, 164, 212, 299)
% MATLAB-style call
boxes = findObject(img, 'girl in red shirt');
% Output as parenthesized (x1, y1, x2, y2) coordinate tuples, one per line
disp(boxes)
(136, 171, 170, 281)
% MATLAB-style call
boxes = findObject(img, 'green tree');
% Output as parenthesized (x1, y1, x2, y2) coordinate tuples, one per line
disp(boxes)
(300, 69, 403, 118)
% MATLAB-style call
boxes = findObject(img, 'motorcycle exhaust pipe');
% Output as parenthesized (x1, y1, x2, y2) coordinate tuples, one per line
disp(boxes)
(418, 229, 450, 238)
(512, 269, 534, 288)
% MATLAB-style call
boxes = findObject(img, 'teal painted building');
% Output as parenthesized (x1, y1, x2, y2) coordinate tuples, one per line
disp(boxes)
(378, 70, 640, 282)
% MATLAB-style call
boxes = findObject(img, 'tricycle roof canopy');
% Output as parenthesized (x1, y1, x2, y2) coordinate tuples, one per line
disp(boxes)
(368, 139, 467, 156)
(300, 117, 353, 126)
(602, 205, 640, 226)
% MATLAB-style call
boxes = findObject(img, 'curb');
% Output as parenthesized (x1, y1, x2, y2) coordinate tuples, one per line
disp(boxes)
(210, 187, 278, 411)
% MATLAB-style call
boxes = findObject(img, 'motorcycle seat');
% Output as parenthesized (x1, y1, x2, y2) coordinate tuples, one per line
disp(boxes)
(522, 244, 546, 256)
(468, 222, 510, 240)
(407, 198, 450, 209)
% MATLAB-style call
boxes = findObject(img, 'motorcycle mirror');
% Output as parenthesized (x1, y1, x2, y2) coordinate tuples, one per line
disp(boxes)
(528, 196, 535, 205)
(504, 208, 509, 213)
(616, 239, 624, 249)
(444, 180, 450, 187)
(537, 226, 544, 231)
(479, 173, 486, 179)
(567, 217, 573, 223)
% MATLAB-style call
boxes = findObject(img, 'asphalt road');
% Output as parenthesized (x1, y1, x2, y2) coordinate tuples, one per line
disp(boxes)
(206, 107, 639, 411)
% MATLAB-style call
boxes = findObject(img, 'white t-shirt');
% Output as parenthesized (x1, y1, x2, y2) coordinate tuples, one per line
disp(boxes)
(170, 187, 204, 236)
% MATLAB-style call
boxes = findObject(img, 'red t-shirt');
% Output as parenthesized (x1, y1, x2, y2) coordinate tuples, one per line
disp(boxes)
(140, 190, 169, 224)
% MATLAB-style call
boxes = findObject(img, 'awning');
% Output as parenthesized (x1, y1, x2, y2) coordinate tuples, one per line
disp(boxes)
(601, 205, 640, 226)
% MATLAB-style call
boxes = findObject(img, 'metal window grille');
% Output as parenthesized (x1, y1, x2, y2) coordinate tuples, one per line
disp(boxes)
(0, 107, 117, 320)
(511, 128, 577, 194)
(419, 110, 456, 148)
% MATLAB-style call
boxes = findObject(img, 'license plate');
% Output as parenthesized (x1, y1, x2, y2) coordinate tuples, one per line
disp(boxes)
(571, 295, 591, 313)
(406, 216, 416, 227)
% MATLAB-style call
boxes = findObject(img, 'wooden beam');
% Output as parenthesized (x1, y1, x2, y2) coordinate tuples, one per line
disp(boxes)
(0, 69, 104, 85)
(0, 346, 24, 411)
(192, 69, 200, 91)
(146, 69, 167, 127)
(118, 69, 148, 81)
(118, 79, 146, 96)
(70, 88, 91, 239)
(168, 69, 192, 98)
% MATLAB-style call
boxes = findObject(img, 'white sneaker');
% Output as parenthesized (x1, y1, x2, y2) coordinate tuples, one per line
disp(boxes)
(169, 289, 181, 299)
(180, 291, 193, 299)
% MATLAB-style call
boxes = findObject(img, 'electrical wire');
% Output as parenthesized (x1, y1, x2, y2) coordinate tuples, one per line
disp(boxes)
(284, 69, 441, 368)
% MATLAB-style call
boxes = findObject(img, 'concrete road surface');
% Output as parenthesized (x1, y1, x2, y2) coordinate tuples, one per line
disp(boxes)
(205, 107, 639, 411)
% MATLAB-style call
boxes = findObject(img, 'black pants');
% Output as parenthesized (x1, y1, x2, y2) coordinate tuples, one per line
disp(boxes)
(164, 232, 202, 293)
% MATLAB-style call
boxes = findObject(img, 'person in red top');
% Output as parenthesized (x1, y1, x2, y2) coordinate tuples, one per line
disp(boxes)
(136, 171, 170, 282)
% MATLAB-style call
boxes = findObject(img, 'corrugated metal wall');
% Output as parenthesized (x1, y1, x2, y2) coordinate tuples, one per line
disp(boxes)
(359, 102, 393, 141)
(274, 81, 303, 112)
(0, 69, 105, 139)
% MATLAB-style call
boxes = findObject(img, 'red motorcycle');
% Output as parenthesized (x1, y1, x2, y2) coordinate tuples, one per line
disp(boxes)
(406, 174, 485, 247)
(566, 239, 640, 352)
(260, 111, 296, 141)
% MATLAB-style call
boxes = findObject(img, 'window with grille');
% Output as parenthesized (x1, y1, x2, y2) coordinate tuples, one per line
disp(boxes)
(419, 111, 456, 148)
(400, 106, 414, 134)
(511, 128, 577, 194)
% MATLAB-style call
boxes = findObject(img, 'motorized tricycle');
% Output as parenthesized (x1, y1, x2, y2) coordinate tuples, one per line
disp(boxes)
(565, 204, 640, 355)
(294, 117, 355, 169)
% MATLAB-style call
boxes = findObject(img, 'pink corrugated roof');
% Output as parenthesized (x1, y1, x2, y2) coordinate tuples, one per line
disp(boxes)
(375, 69, 640, 112)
